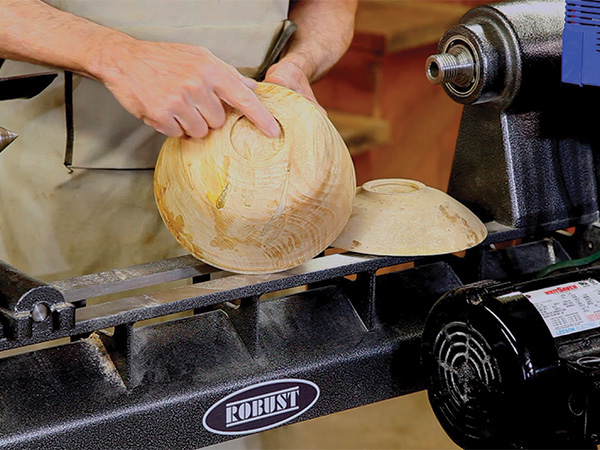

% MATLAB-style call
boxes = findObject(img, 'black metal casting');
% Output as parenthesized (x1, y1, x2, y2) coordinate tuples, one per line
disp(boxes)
(0, 229, 589, 449)
(431, 0, 600, 232)
(0, 252, 464, 449)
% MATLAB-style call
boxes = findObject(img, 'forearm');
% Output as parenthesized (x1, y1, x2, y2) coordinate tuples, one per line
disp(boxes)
(283, 0, 358, 82)
(0, 0, 132, 80)
(0, 0, 281, 138)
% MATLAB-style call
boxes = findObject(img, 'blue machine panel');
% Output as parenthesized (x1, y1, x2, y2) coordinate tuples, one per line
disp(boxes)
(562, 0, 600, 86)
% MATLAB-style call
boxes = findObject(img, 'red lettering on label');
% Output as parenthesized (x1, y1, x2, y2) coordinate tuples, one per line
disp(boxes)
(544, 284, 578, 295)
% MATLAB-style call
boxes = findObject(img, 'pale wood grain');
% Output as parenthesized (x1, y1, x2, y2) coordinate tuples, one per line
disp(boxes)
(154, 83, 356, 274)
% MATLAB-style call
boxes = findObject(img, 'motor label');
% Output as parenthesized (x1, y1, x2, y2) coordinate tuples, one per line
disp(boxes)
(521, 279, 600, 338)
(202, 379, 320, 435)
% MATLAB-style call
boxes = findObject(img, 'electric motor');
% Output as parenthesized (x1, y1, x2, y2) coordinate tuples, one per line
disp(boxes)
(422, 270, 600, 448)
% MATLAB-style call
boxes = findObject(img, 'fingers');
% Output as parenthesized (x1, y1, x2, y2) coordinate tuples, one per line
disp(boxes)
(124, 42, 280, 139)
(215, 77, 281, 138)
(146, 82, 279, 139)
(143, 115, 185, 138)
(241, 76, 258, 91)
(170, 82, 277, 139)
(143, 88, 225, 138)
(144, 96, 211, 138)
(185, 89, 226, 132)
(187, 67, 277, 137)
(174, 111, 209, 139)
(175, 92, 226, 138)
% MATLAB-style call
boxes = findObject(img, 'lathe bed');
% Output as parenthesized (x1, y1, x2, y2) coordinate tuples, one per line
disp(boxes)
(0, 222, 587, 449)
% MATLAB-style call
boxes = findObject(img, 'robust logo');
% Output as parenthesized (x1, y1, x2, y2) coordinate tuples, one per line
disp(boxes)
(202, 379, 320, 435)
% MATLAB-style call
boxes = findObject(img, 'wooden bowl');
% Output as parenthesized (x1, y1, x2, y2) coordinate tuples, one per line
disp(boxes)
(154, 83, 356, 274)
(332, 179, 487, 256)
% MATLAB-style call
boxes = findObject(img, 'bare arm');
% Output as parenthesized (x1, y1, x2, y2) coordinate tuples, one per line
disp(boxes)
(0, 0, 281, 138)
(264, 0, 358, 108)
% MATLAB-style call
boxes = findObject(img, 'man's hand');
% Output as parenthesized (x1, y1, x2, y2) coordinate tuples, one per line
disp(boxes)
(264, 59, 326, 115)
(0, 0, 357, 139)
(96, 40, 281, 138)
(264, 0, 357, 116)
(0, 0, 281, 139)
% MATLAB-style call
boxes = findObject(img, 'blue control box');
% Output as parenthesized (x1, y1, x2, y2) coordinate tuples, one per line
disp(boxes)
(562, 0, 600, 86)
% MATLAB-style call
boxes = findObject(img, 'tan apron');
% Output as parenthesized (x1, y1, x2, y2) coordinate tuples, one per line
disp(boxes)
(0, 0, 289, 280)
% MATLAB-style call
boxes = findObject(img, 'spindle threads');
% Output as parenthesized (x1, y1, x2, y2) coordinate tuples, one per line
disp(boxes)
(426, 43, 476, 87)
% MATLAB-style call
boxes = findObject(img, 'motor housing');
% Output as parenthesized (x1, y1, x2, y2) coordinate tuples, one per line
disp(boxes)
(423, 269, 600, 448)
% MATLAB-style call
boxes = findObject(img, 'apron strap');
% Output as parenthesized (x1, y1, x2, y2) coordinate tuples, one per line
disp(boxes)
(254, 19, 297, 81)
(63, 71, 155, 171)
(63, 71, 74, 173)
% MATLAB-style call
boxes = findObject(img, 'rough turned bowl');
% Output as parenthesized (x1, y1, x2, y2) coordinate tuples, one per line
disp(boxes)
(332, 178, 488, 256)
(154, 83, 356, 274)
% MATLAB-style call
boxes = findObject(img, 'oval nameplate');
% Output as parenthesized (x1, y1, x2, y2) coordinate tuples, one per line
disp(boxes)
(202, 378, 320, 435)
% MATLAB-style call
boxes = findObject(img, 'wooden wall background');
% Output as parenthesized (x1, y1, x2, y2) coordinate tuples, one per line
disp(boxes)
(322, 0, 489, 191)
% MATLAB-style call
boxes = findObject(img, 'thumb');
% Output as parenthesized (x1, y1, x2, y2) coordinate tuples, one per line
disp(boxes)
(265, 62, 327, 116)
